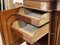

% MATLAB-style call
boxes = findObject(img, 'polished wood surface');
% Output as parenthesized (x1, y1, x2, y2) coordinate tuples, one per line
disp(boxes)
(12, 20, 49, 44)
(0, 7, 24, 45)
(0, 12, 1, 32)
(18, 8, 49, 27)
(23, 0, 51, 12)
(56, 11, 60, 45)
(49, 1, 59, 45)
(58, 12, 60, 45)
(0, 1, 60, 45)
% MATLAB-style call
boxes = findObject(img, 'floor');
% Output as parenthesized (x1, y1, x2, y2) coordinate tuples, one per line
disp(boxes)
(0, 33, 3, 45)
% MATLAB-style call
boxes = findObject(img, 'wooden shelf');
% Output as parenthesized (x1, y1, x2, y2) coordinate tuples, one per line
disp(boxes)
(17, 8, 49, 27)
(23, 1, 51, 12)
(11, 20, 49, 44)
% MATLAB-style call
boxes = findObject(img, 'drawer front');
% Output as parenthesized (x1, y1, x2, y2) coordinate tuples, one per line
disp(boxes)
(23, 0, 50, 1)
(12, 21, 49, 44)
(24, 1, 41, 9)
(23, 0, 46, 2)
(24, 1, 51, 11)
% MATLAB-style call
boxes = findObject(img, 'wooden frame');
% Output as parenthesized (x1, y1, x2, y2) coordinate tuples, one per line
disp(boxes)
(56, 11, 60, 45)
(0, 12, 1, 32)
(48, 1, 60, 45)
(49, 11, 60, 45)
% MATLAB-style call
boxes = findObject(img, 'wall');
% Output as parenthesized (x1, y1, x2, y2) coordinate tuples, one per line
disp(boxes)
(13, 0, 23, 4)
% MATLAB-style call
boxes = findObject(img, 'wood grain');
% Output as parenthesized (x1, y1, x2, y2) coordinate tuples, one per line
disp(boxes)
(23, 1, 51, 11)
(12, 20, 49, 44)
(0, 12, 1, 32)
(18, 8, 49, 27)
(0, 8, 24, 45)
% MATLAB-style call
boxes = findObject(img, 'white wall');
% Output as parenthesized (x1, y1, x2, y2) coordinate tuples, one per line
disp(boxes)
(3, 0, 23, 10)
(1, 0, 3, 10)
(57, 2, 60, 11)
(13, 0, 23, 4)
(0, 33, 3, 45)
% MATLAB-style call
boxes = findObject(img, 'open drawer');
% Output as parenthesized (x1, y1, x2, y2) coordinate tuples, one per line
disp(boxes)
(23, 1, 50, 11)
(11, 20, 49, 44)
(17, 8, 50, 27)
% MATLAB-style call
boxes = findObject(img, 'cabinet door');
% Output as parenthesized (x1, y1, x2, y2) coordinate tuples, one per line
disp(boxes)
(0, 8, 24, 45)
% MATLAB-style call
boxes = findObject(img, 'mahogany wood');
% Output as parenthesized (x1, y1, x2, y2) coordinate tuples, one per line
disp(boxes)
(0, 7, 24, 45)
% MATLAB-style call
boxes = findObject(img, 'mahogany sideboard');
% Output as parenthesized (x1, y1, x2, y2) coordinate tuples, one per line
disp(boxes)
(0, 1, 60, 45)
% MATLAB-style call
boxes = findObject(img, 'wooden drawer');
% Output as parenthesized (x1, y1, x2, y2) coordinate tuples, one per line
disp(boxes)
(17, 8, 50, 27)
(23, 0, 50, 2)
(12, 20, 49, 44)
(23, 1, 50, 11)
(24, 1, 41, 9)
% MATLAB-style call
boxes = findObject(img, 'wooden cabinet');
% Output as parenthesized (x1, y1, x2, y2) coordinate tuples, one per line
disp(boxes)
(0, 7, 60, 45)
(0, 8, 24, 45)
(0, 0, 60, 45)
(0, 7, 49, 45)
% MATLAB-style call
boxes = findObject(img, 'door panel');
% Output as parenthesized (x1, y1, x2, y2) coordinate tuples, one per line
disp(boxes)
(0, 8, 24, 45)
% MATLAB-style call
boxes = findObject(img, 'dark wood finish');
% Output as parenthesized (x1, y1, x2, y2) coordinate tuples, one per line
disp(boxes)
(0, 12, 1, 32)
(37, 34, 48, 45)
(56, 11, 60, 45)
(0, 21, 1, 32)
(49, 1, 60, 45)
(58, 12, 60, 45)
(49, 11, 58, 45)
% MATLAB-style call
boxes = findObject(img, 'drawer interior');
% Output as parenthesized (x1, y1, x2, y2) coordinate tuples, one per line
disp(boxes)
(12, 20, 39, 36)
(12, 20, 49, 37)
(19, 8, 47, 19)
(12, 20, 49, 44)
